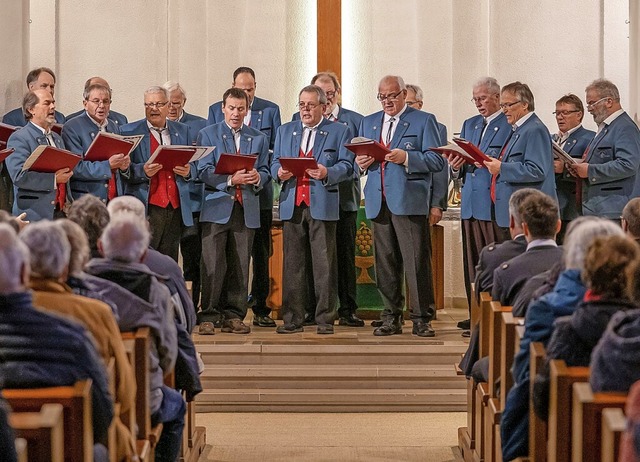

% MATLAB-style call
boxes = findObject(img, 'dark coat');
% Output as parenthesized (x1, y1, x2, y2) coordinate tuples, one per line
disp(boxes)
(0, 394, 17, 462)
(474, 235, 527, 299)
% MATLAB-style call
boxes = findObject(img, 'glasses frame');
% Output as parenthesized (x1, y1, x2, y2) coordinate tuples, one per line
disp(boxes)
(552, 109, 581, 116)
(586, 96, 610, 109)
(297, 102, 322, 111)
(377, 90, 404, 102)
(499, 101, 522, 110)
(144, 101, 169, 109)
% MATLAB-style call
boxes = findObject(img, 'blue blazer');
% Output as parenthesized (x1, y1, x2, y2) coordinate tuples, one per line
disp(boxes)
(272, 118, 353, 221)
(193, 122, 269, 229)
(459, 112, 512, 221)
(61, 112, 124, 202)
(430, 121, 449, 211)
(494, 113, 556, 228)
(65, 109, 128, 127)
(208, 96, 281, 211)
(5, 123, 72, 221)
(293, 106, 363, 212)
(2, 107, 65, 127)
(119, 118, 198, 226)
(357, 106, 446, 219)
(552, 126, 595, 220)
(178, 111, 207, 136)
(582, 112, 640, 218)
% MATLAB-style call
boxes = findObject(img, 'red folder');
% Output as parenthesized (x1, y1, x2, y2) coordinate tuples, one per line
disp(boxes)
(214, 153, 258, 175)
(0, 148, 15, 163)
(452, 138, 491, 163)
(84, 132, 137, 161)
(345, 139, 390, 162)
(0, 123, 19, 147)
(279, 157, 319, 178)
(22, 145, 81, 173)
(147, 145, 212, 171)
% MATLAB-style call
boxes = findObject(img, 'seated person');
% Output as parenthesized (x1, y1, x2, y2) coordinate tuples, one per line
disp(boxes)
(533, 235, 639, 420)
(619, 379, 640, 462)
(500, 217, 624, 460)
(0, 392, 17, 462)
(590, 255, 640, 393)
(86, 213, 185, 462)
(0, 223, 112, 461)
(19, 221, 137, 460)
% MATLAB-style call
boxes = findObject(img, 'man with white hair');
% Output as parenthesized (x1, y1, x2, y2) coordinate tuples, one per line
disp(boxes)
(120, 85, 195, 261)
(86, 213, 184, 462)
(356, 75, 445, 337)
(0, 223, 113, 461)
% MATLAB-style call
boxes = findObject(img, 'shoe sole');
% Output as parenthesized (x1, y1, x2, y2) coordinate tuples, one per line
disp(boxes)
(253, 321, 276, 327)
(220, 328, 251, 334)
(412, 332, 436, 338)
(373, 329, 402, 336)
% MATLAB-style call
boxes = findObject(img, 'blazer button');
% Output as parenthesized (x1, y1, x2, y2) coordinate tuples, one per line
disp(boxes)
(104, 184, 109, 188)
(50, 200, 55, 205)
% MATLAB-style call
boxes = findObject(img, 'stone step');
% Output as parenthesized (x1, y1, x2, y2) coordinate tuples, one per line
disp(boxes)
(200, 364, 466, 390)
(195, 388, 467, 413)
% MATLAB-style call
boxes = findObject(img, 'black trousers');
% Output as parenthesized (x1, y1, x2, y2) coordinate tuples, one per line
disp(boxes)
(282, 205, 337, 328)
(372, 201, 435, 323)
(181, 213, 202, 308)
(199, 204, 255, 322)
(148, 204, 183, 262)
(250, 209, 273, 316)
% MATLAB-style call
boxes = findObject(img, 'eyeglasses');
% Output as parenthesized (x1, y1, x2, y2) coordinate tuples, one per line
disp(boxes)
(586, 97, 610, 109)
(298, 102, 321, 111)
(87, 99, 111, 106)
(471, 96, 488, 104)
(499, 101, 522, 110)
(144, 101, 169, 109)
(168, 101, 184, 107)
(325, 91, 337, 99)
(553, 110, 581, 117)
(377, 90, 404, 102)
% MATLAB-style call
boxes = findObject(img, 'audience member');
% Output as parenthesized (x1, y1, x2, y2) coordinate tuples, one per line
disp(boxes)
(619, 379, 640, 462)
(533, 235, 639, 420)
(0, 393, 17, 462)
(500, 217, 624, 460)
(622, 197, 640, 243)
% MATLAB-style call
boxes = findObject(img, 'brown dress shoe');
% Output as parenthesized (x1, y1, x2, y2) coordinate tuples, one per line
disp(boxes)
(221, 318, 251, 334)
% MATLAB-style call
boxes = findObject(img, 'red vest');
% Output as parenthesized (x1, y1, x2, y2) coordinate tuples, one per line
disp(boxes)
(295, 147, 312, 207)
(148, 131, 180, 208)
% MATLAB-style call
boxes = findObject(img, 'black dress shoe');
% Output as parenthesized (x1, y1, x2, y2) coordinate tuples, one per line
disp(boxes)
(461, 330, 471, 338)
(338, 313, 365, 327)
(317, 325, 334, 334)
(253, 315, 276, 327)
(371, 319, 384, 328)
(276, 324, 304, 334)
(412, 321, 435, 338)
(373, 321, 402, 336)
(457, 318, 471, 330)
(303, 314, 316, 326)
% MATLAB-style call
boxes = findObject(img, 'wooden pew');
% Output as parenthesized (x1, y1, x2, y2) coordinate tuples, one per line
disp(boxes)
(179, 398, 206, 462)
(501, 314, 519, 410)
(601, 408, 626, 462)
(4, 380, 93, 462)
(547, 360, 589, 462)
(528, 342, 547, 462)
(458, 284, 479, 462)
(121, 327, 159, 460)
(9, 403, 64, 462)
(121, 338, 148, 461)
(15, 437, 27, 462)
(571, 382, 627, 462)
(479, 292, 493, 358)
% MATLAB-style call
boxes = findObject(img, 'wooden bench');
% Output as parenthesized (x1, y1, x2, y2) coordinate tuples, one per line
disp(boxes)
(9, 403, 64, 462)
(601, 407, 626, 462)
(4, 380, 93, 462)
(15, 437, 27, 462)
(571, 383, 627, 462)
(547, 360, 589, 462)
(528, 342, 547, 462)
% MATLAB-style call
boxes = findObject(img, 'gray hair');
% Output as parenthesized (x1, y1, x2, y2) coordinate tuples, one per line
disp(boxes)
(82, 83, 111, 101)
(502, 81, 535, 111)
(0, 224, 30, 294)
(144, 86, 169, 100)
(508, 188, 543, 227)
(67, 194, 110, 257)
(585, 78, 620, 101)
(163, 81, 186, 101)
(19, 221, 70, 279)
(107, 196, 146, 220)
(473, 77, 501, 95)
(405, 84, 424, 101)
(563, 217, 624, 270)
(22, 91, 39, 120)
(56, 219, 90, 275)
(299, 85, 327, 104)
(100, 212, 150, 263)
(379, 75, 407, 91)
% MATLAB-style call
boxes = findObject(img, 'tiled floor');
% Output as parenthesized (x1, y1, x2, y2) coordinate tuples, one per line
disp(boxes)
(196, 411, 465, 462)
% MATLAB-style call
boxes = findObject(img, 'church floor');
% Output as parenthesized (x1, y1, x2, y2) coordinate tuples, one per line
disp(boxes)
(196, 411, 465, 461)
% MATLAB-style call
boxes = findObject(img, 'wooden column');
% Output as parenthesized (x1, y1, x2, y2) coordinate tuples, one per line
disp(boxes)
(317, 0, 341, 80)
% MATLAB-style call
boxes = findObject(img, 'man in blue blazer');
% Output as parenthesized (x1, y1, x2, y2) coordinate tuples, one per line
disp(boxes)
(2, 67, 66, 127)
(61, 83, 130, 203)
(208, 67, 281, 326)
(551, 94, 595, 241)
(119, 86, 196, 262)
(356, 75, 446, 338)
(292, 72, 365, 328)
(272, 85, 354, 334)
(64, 77, 128, 127)
(567, 79, 640, 219)
(445, 77, 512, 327)
(164, 81, 208, 309)
(484, 81, 556, 229)
(192, 88, 270, 334)
(6, 90, 74, 222)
